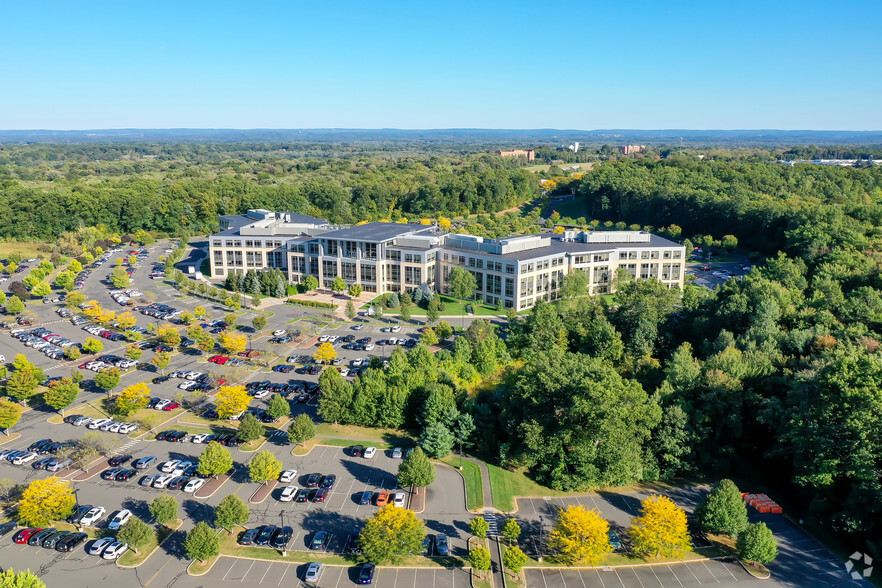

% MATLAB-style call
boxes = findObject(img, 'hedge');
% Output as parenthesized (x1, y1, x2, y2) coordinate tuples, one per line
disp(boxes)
(286, 298, 338, 310)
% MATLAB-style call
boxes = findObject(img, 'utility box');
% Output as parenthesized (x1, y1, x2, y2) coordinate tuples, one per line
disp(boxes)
(194, 272, 203, 280)
(187, 265, 195, 274)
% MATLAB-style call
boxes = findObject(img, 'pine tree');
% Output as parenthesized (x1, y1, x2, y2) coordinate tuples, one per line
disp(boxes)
(694, 479, 749, 537)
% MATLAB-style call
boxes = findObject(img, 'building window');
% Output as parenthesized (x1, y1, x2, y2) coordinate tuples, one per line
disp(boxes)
(673, 250, 682, 259)
(325, 240, 339, 256)
(342, 262, 357, 281)
(405, 267, 422, 285)
(309, 243, 320, 255)
(344, 241, 357, 258)
(405, 253, 418, 263)
(390, 265, 400, 282)
(458, 256, 466, 265)
(213, 251, 224, 266)
(212, 240, 222, 248)
(650, 251, 659, 259)
(360, 263, 376, 282)
(663, 251, 671, 259)
(364, 243, 377, 260)
(291, 257, 305, 273)
(322, 260, 337, 278)
(246, 251, 263, 267)
(592, 253, 609, 263)
(386, 250, 401, 261)
(505, 278, 514, 297)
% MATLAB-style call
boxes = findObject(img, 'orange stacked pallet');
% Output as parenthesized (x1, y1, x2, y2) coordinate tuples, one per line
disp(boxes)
(743, 493, 782, 514)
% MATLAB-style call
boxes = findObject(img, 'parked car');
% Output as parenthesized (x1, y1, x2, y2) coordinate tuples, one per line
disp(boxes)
(279, 469, 298, 483)
(375, 492, 389, 507)
(108, 510, 132, 531)
(304, 562, 323, 582)
(392, 492, 406, 507)
(133, 456, 157, 469)
(238, 527, 259, 545)
(56, 532, 88, 552)
(88, 536, 116, 556)
(310, 531, 330, 550)
(271, 526, 293, 549)
(358, 563, 376, 584)
(363, 447, 377, 459)
(79, 507, 106, 527)
(184, 478, 205, 493)
(436, 534, 449, 556)
(256, 525, 278, 546)
(102, 541, 129, 559)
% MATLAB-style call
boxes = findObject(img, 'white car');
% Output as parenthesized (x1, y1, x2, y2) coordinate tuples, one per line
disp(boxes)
(390, 325, 401, 333)
(107, 422, 124, 433)
(190, 433, 209, 444)
(364, 344, 375, 351)
(154, 399, 171, 410)
(318, 335, 329, 342)
(352, 324, 364, 330)
(327, 335, 338, 342)
(184, 478, 205, 493)
(99, 420, 118, 431)
(351, 358, 363, 367)
(153, 474, 174, 489)
(108, 509, 132, 530)
(184, 371, 203, 381)
(89, 536, 116, 556)
(279, 486, 298, 502)
(12, 451, 38, 465)
(304, 562, 323, 582)
(118, 423, 138, 434)
(273, 329, 286, 336)
(279, 469, 298, 483)
(102, 541, 129, 560)
(392, 492, 406, 507)
(88, 418, 113, 430)
(252, 390, 268, 399)
(161, 459, 181, 473)
(178, 380, 197, 390)
(79, 506, 106, 526)
(363, 447, 377, 459)
(172, 461, 192, 476)
(339, 368, 350, 377)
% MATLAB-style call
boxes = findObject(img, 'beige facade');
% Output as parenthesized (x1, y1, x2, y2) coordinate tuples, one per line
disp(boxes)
(209, 211, 685, 311)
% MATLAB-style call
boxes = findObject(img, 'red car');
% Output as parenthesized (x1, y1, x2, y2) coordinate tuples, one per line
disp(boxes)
(162, 402, 180, 411)
(79, 362, 90, 369)
(312, 489, 328, 503)
(208, 355, 230, 364)
(13, 528, 42, 544)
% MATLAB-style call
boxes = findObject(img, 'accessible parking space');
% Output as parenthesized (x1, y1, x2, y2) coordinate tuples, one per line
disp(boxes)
(205, 556, 471, 588)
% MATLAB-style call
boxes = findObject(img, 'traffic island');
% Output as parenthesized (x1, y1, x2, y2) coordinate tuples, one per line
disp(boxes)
(0, 433, 22, 446)
(739, 559, 771, 579)
(410, 486, 426, 513)
(188, 555, 220, 576)
(117, 519, 183, 568)
(69, 459, 109, 481)
(249, 480, 278, 504)
(194, 471, 233, 499)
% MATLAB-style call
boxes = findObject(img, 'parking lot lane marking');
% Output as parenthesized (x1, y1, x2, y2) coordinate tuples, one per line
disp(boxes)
(259, 562, 273, 584)
(699, 561, 720, 583)
(589, 568, 606, 588)
(276, 563, 289, 586)
(393, 568, 399, 588)
(221, 560, 237, 580)
(684, 562, 703, 585)
(715, 560, 738, 582)
(648, 565, 664, 587)
(666, 565, 684, 587)
(557, 569, 569, 588)
(240, 560, 256, 582)
(611, 569, 627, 588)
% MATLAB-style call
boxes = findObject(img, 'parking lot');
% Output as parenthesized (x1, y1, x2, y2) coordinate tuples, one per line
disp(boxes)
(527, 559, 756, 588)
(203, 556, 471, 588)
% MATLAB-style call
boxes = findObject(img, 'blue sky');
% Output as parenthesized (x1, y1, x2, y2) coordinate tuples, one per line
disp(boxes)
(1, 1, 879, 130)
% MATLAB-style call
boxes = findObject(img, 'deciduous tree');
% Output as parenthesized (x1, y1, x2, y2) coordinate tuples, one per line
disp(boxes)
(266, 393, 290, 421)
(248, 450, 282, 484)
(18, 477, 76, 526)
(252, 315, 267, 331)
(287, 413, 315, 446)
(548, 505, 611, 565)
(469, 545, 491, 574)
(197, 441, 233, 478)
(503, 545, 528, 576)
(501, 518, 521, 544)
(470, 516, 489, 538)
(119, 516, 152, 555)
(44, 379, 79, 414)
(629, 495, 691, 558)
(419, 422, 454, 458)
(94, 367, 121, 394)
(215, 385, 249, 419)
(151, 351, 171, 373)
(149, 494, 178, 526)
(215, 494, 250, 533)
(0, 569, 46, 588)
(82, 337, 103, 354)
(115, 382, 151, 416)
(359, 504, 425, 564)
(736, 522, 778, 564)
(398, 447, 435, 487)
(694, 479, 749, 537)
(184, 521, 219, 563)
(237, 413, 265, 444)
(313, 341, 337, 364)
(218, 331, 247, 354)
(5, 295, 24, 314)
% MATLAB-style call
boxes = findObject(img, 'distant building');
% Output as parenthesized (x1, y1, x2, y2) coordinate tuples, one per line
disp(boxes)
(621, 145, 646, 155)
(496, 148, 535, 162)
(209, 210, 685, 311)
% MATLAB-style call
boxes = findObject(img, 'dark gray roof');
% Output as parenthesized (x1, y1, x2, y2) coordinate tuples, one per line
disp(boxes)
(216, 215, 256, 237)
(283, 212, 328, 225)
(443, 233, 684, 262)
(320, 222, 434, 242)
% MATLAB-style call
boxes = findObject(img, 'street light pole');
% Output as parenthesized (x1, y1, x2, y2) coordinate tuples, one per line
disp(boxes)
(538, 516, 544, 562)
(279, 510, 286, 556)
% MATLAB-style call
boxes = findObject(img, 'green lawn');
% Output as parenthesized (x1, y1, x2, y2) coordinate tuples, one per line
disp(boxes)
(118, 520, 181, 566)
(314, 423, 416, 444)
(439, 456, 484, 511)
(364, 295, 502, 318)
(487, 463, 569, 512)
(549, 196, 589, 220)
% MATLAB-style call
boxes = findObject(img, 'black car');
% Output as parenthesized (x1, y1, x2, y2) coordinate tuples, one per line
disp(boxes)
(305, 473, 321, 488)
(168, 476, 189, 490)
(310, 531, 329, 550)
(225, 437, 244, 448)
(32, 457, 54, 469)
(270, 526, 293, 549)
(295, 489, 310, 503)
(55, 532, 87, 552)
(133, 456, 157, 469)
(359, 491, 372, 505)
(238, 527, 259, 545)
(67, 505, 92, 524)
(63, 414, 83, 424)
(350, 445, 363, 457)
(320, 474, 336, 490)
(152, 375, 170, 384)
(28, 439, 53, 452)
(155, 430, 173, 440)
(115, 468, 137, 481)
(108, 454, 132, 467)
(255, 525, 278, 546)
(0, 521, 17, 536)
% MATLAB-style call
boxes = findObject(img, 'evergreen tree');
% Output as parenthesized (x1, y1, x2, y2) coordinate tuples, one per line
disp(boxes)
(694, 479, 749, 537)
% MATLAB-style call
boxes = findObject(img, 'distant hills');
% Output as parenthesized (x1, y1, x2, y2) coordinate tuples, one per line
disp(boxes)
(1, 128, 881, 145)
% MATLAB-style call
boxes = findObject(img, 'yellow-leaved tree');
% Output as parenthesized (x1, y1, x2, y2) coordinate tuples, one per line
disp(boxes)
(116, 311, 137, 329)
(439, 218, 451, 231)
(218, 331, 247, 354)
(115, 382, 151, 416)
(216, 385, 250, 419)
(629, 495, 692, 558)
(548, 505, 611, 565)
(313, 342, 337, 364)
(18, 477, 76, 527)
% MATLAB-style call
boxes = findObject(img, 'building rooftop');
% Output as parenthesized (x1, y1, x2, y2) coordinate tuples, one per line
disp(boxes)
(320, 222, 435, 242)
(442, 231, 683, 262)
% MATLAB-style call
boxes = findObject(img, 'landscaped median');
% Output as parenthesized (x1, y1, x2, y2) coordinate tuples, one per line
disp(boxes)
(117, 518, 183, 568)
(438, 455, 483, 511)
(0, 433, 22, 446)
(193, 525, 467, 572)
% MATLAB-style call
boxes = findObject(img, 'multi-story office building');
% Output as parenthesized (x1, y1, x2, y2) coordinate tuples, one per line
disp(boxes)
(209, 210, 685, 312)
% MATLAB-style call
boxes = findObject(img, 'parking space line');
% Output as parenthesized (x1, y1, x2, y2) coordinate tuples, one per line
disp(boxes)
(557, 568, 569, 588)
(611, 569, 627, 588)
(627, 566, 647, 588)
(259, 562, 273, 584)
(222, 560, 236, 580)
(585, 569, 602, 588)
(700, 561, 720, 583)
(648, 565, 664, 587)
(240, 560, 256, 582)
(715, 560, 738, 581)
(537, 570, 549, 588)
(277, 562, 289, 585)
(684, 562, 704, 584)
(667, 565, 684, 586)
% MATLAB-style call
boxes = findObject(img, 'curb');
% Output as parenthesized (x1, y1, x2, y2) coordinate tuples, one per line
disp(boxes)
(187, 555, 220, 576)
(0, 433, 22, 446)
(738, 558, 771, 579)
(194, 472, 233, 499)
(249, 480, 278, 504)
(520, 555, 734, 572)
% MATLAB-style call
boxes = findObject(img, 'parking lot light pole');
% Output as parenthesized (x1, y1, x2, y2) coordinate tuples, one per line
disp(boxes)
(279, 510, 286, 556)
(538, 516, 543, 562)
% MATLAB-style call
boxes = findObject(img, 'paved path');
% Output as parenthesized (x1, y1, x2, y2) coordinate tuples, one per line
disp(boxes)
(489, 537, 504, 588)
